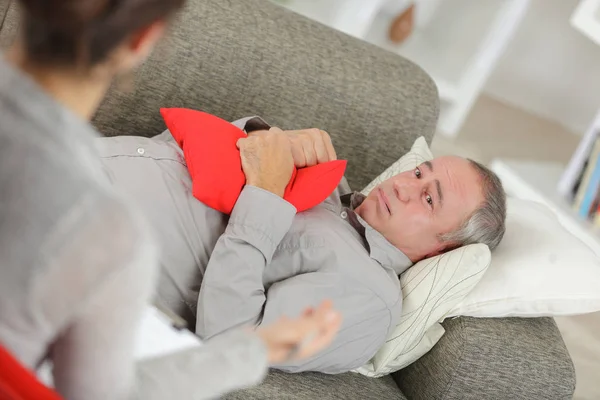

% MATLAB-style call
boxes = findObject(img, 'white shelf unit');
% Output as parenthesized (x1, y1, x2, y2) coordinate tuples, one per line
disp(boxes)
(491, 158, 600, 257)
(558, 109, 600, 199)
(273, 0, 530, 137)
(571, 0, 600, 47)
(558, 0, 600, 201)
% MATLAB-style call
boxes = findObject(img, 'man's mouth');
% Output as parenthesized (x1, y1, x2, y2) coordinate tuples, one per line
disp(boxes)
(378, 188, 391, 214)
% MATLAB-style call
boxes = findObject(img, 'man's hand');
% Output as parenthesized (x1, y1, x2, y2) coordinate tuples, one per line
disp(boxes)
(250, 128, 337, 168)
(237, 127, 295, 198)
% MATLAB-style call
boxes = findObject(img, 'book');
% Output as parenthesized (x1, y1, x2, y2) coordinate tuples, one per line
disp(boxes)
(573, 136, 600, 213)
(578, 141, 600, 219)
(571, 158, 588, 199)
(588, 185, 600, 221)
(594, 200, 600, 226)
(558, 110, 600, 199)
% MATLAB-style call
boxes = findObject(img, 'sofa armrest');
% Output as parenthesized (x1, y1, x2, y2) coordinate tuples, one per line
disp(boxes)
(392, 317, 575, 400)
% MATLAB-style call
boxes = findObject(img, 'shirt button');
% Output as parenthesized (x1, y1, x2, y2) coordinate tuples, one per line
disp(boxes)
(340, 211, 348, 219)
(137, 147, 145, 155)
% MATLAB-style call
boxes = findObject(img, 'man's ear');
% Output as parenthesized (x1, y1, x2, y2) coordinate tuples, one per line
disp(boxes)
(424, 242, 458, 259)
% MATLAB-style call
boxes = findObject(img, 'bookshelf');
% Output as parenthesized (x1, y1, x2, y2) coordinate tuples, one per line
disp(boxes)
(491, 159, 600, 257)
(493, 1, 600, 257)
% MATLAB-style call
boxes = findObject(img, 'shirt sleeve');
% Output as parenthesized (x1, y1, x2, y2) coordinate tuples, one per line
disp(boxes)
(196, 186, 297, 339)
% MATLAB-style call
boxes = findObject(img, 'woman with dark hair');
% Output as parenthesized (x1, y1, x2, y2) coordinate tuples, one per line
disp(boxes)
(0, 1, 340, 399)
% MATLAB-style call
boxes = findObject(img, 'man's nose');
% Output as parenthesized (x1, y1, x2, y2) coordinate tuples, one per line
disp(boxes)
(393, 180, 415, 203)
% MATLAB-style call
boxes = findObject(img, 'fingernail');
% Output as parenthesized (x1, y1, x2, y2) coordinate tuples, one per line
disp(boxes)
(326, 311, 338, 322)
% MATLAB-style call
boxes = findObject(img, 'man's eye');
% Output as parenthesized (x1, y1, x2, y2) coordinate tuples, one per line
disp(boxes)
(426, 194, 433, 206)
(415, 168, 421, 178)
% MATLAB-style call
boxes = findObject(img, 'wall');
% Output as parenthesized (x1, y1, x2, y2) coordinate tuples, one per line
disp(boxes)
(484, 0, 600, 135)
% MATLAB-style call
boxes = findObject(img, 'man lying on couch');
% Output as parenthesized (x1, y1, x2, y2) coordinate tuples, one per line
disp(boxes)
(97, 117, 506, 374)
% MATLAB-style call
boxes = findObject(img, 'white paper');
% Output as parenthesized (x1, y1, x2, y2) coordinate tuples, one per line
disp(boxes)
(134, 306, 202, 360)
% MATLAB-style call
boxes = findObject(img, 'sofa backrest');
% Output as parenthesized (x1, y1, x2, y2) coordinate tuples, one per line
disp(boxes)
(0, 0, 439, 189)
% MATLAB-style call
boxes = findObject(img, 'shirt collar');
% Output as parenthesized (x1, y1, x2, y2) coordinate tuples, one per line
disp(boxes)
(342, 192, 413, 275)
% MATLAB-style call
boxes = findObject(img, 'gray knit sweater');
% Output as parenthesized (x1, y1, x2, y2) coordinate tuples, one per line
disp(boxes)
(0, 57, 267, 400)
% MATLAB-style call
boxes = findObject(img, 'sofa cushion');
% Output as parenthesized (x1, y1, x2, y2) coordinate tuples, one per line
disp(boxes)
(392, 316, 575, 400)
(224, 370, 406, 400)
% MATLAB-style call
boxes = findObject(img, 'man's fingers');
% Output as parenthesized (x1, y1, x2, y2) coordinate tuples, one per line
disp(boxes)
(282, 128, 337, 167)
(309, 129, 329, 164)
(283, 129, 313, 136)
(301, 139, 317, 167)
(246, 129, 269, 137)
(290, 137, 307, 168)
(321, 131, 337, 161)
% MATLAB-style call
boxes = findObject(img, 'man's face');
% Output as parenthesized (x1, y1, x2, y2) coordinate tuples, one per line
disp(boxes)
(356, 156, 484, 262)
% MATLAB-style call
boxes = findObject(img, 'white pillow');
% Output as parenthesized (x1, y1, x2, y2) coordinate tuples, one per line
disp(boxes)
(355, 244, 490, 377)
(449, 198, 600, 318)
(355, 137, 491, 377)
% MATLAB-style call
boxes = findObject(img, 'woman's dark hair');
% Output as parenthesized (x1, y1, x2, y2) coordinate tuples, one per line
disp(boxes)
(19, 0, 185, 67)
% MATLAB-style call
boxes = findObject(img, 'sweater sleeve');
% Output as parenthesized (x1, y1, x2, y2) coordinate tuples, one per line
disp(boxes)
(48, 198, 159, 400)
(135, 330, 268, 400)
(48, 197, 269, 400)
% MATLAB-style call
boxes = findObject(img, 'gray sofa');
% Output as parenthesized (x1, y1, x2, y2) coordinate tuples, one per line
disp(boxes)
(0, 0, 576, 398)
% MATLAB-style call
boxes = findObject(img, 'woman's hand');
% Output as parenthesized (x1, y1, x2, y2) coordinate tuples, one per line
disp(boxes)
(248, 128, 337, 168)
(237, 127, 295, 197)
(255, 300, 342, 364)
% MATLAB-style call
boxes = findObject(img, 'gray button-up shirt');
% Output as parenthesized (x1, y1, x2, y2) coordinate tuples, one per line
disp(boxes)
(98, 119, 412, 374)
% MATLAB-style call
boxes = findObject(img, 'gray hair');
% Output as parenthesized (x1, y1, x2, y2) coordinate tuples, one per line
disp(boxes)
(440, 159, 507, 250)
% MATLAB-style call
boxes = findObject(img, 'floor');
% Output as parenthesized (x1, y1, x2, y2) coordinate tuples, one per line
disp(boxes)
(431, 95, 581, 165)
(433, 94, 600, 400)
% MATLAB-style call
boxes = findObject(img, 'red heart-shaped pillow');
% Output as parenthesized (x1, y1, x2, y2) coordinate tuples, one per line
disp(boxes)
(161, 108, 347, 214)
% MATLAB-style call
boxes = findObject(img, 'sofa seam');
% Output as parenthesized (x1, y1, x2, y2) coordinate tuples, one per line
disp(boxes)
(440, 317, 469, 400)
